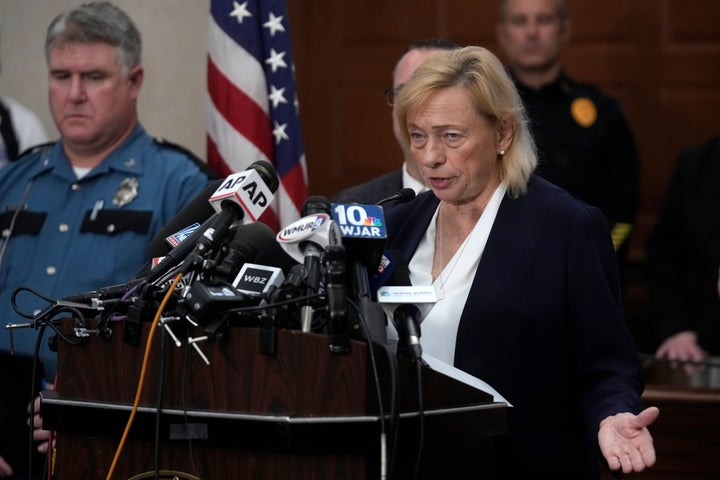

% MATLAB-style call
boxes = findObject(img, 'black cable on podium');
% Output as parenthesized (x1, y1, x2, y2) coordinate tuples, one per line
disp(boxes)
(346, 297, 400, 480)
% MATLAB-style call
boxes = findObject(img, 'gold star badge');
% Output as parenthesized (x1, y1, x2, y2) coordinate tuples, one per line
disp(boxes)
(571, 97, 597, 127)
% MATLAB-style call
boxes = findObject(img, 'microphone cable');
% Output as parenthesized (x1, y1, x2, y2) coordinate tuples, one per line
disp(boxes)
(153, 315, 171, 479)
(410, 357, 425, 480)
(27, 320, 48, 480)
(105, 272, 183, 480)
(347, 297, 400, 480)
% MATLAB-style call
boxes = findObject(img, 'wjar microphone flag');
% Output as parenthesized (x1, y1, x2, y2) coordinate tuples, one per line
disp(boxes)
(207, 0, 308, 232)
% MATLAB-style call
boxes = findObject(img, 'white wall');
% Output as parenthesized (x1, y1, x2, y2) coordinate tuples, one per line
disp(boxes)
(0, 0, 209, 159)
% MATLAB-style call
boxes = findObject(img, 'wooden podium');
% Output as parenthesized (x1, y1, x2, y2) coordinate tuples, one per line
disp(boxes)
(42, 320, 508, 479)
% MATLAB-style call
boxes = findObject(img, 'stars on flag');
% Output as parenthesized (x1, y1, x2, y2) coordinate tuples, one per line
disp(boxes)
(272, 121, 289, 144)
(229, 1, 252, 24)
(268, 85, 288, 108)
(209, 0, 307, 229)
(263, 12, 286, 36)
(227, 6, 291, 145)
(265, 48, 288, 73)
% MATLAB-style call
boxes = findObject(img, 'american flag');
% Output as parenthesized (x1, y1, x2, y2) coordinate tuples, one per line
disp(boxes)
(207, 0, 308, 231)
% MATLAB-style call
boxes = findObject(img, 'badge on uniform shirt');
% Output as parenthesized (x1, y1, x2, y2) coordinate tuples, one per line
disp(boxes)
(570, 97, 597, 127)
(113, 177, 139, 207)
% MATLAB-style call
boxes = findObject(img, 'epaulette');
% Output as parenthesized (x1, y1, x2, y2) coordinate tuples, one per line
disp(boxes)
(152, 136, 220, 180)
(560, 77, 606, 102)
(17, 141, 56, 160)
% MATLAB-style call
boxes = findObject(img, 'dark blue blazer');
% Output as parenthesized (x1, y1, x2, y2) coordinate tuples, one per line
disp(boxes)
(386, 174, 644, 478)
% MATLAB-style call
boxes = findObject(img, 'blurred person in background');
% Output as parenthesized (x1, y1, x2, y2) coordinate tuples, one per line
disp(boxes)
(645, 135, 720, 379)
(496, 0, 641, 287)
(0, 31, 49, 168)
(333, 38, 458, 211)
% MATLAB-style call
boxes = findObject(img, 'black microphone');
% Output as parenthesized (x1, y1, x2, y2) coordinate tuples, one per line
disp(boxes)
(331, 196, 386, 272)
(183, 222, 279, 320)
(147, 179, 223, 259)
(376, 188, 416, 206)
(253, 237, 300, 275)
(148, 161, 280, 283)
(145, 213, 220, 284)
(380, 249, 422, 360)
(214, 222, 276, 281)
(324, 244, 350, 353)
(62, 277, 146, 304)
(330, 200, 388, 345)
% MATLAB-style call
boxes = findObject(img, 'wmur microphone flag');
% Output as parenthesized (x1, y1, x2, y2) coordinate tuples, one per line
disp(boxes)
(207, 0, 308, 232)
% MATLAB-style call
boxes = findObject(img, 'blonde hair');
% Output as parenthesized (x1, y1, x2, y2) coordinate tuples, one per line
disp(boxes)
(395, 45, 537, 198)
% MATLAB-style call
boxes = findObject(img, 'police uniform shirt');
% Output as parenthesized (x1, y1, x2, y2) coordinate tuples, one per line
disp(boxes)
(0, 124, 210, 379)
(514, 72, 640, 252)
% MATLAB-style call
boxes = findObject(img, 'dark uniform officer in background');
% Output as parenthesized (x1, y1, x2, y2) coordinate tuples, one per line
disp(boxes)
(496, 0, 640, 279)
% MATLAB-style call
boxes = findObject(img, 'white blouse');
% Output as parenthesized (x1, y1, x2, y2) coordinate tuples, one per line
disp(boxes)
(408, 183, 507, 365)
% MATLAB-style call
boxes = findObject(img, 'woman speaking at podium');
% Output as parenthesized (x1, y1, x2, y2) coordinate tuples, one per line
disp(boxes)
(385, 45, 659, 479)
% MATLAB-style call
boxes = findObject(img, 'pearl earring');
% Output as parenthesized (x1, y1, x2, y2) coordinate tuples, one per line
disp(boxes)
(499, 150, 506, 156)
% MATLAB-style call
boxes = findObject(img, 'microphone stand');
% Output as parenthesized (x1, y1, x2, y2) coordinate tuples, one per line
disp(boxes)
(325, 245, 350, 353)
(347, 257, 387, 346)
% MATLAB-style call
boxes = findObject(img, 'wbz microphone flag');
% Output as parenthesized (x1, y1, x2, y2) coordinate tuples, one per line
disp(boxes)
(207, 0, 308, 232)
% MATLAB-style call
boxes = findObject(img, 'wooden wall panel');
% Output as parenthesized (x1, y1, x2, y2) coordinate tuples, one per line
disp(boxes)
(666, 0, 720, 42)
(565, 0, 639, 43)
(443, 2, 498, 45)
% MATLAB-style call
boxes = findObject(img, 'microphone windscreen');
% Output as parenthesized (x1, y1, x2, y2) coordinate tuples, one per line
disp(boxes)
(301, 195, 332, 216)
(376, 188, 417, 206)
(248, 160, 280, 193)
(396, 188, 416, 204)
(232, 221, 277, 260)
(334, 195, 361, 204)
(147, 179, 223, 259)
(253, 236, 300, 274)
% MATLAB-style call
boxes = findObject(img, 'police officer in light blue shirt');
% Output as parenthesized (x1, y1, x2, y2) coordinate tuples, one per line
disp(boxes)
(0, 124, 211, 379)
(0, 3, 217, 470)
(0, 5, 214, 470)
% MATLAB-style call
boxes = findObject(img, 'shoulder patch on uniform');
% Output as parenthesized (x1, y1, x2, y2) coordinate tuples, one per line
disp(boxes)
(17, 141, 56, 159)
(152, 137, 220, 179)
